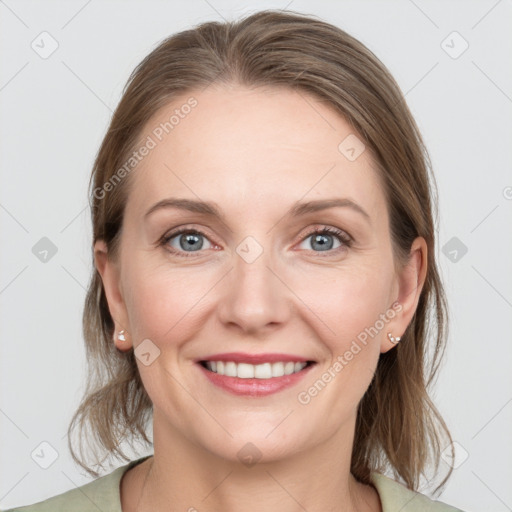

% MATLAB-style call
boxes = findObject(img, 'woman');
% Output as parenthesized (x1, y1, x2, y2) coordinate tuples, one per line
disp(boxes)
(5, 9, 465, 512)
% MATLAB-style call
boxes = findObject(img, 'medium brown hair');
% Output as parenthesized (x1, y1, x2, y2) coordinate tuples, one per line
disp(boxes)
(68, 9, 454, 495)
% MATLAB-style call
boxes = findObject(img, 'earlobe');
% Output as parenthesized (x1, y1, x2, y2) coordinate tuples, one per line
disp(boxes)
(114, 329, 132, 352)
(381, 237, 428, 353)
(93, 240, 131, 351)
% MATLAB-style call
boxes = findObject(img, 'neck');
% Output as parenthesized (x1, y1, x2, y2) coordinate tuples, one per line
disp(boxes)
(128, 409, 381, 512)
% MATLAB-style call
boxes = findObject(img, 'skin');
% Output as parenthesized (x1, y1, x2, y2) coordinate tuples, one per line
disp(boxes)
(95, 83, 427, 512)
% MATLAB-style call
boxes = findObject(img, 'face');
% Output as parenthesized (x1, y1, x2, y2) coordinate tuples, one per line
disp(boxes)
(95, 84, 426, 465)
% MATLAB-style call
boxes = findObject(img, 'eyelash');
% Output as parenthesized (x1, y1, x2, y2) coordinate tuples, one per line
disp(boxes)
(158, 225, 352, 258)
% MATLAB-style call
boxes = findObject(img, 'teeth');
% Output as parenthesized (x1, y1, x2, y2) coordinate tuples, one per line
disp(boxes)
(272, 362, 284, 377)
(225, 361, 237, 377)
(254, 363, 271, 379)
(284, 362, 295, 375)
(238, 363, 255, 378)
(204, 360, 308, 379)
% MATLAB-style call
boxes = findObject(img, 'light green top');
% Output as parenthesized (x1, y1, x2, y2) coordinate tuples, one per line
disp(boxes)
(2, 455, 464, 511)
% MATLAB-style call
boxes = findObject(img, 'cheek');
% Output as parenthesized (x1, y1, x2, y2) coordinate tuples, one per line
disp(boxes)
(294, 268, 393, 412)
(123, 258, 218, 341)
(292, 260, 394, 347)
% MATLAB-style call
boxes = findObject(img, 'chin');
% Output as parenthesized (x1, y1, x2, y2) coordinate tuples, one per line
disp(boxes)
(191, 420, 315, 466)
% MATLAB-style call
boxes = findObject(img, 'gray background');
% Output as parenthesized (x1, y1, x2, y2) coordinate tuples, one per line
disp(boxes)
(1, 1, 511, 510)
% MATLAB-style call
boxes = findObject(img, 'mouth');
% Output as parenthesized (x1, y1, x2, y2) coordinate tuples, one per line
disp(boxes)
(196, 353, 317, 397)
(199, 360, 315, 379)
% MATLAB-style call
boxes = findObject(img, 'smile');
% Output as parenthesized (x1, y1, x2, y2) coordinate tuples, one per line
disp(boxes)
(201, 360, 311, 379)
(196, 353, 317, 397)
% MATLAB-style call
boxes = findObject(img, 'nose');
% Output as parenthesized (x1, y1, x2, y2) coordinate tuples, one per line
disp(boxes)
(216, 241, 290, 336)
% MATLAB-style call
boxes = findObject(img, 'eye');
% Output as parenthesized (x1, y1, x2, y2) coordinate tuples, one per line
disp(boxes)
(159, 225, 352, 258)
(160, 228, 216, 257)
(297, 226, 352, 254)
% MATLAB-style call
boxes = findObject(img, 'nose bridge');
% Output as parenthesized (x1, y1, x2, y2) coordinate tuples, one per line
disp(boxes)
(217, 234, 288, 332)
(235, 239, 273, 292)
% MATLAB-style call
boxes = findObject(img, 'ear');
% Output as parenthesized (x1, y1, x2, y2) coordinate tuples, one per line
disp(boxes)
(94, 239, 132, 352)
(381, 236, 428, 353)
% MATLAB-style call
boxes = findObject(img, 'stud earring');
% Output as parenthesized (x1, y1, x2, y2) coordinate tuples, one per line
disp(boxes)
(117, 330, 126, 342)
(387, 332, 401, 345)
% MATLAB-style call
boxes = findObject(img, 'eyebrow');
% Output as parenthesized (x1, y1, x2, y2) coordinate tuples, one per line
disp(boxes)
(144, 197, 371, 223)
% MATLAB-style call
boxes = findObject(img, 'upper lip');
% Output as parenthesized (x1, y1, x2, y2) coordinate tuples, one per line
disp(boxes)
(196, 352, 314, 364)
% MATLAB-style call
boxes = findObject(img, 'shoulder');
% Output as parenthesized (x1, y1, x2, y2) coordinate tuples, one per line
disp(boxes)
(370, 472, 466, 512)
(1, 456, 152, 512)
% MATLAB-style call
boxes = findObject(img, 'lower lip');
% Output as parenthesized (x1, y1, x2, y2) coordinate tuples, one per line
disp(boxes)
(197, 362, 316, 397)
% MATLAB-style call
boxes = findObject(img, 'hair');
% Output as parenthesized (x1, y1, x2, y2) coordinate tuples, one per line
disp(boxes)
(68, 9, 454, 495)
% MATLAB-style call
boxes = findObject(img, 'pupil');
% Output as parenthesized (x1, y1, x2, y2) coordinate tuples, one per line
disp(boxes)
(312, 234, 333, 251)
(181, 233, 202, 251)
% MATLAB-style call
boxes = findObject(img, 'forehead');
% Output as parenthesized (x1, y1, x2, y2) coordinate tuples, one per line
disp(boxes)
(126, 84, 386, 221)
